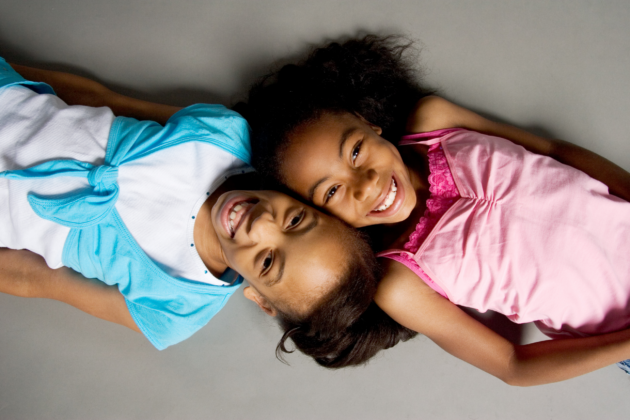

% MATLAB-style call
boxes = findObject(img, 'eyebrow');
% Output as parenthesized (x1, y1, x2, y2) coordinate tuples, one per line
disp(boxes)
(339, 127, 359, 159)
(270, 213, 319, 285)
(307, 127, 359, 202)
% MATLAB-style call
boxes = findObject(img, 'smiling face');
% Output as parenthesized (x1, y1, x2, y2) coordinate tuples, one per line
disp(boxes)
(280, 112, 418, 228)
(211, 189, 352, 316)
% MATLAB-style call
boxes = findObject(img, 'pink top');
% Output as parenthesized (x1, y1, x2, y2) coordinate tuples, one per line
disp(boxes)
(380, 129, 630, 339)
(382, 129, 461, 299)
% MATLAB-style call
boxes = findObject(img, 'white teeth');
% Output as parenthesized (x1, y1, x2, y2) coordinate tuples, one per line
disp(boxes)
(374, 179, 397, 212)
(229, 204, 244, 221)
(228, 201, 253, 236)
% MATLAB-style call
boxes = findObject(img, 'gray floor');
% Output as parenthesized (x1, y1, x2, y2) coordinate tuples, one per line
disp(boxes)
(1, 1, 630, 419)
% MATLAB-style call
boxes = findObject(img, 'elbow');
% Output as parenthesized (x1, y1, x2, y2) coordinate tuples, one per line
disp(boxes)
(495, 365, 520, 386)
(496, 369, 536, 387)
(495, 352, 538, 387)
(499, 373, 533, 387)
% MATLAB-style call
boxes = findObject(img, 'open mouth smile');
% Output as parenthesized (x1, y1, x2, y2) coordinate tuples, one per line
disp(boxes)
(366, 173, 406, 220)
(221, 197, 258, 238)
(373, 177, 397, 212)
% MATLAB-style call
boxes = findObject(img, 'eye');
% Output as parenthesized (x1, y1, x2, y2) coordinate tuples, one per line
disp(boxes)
(324, 185, 339, 203)
(351, 141, 362, 164)
(261, 251, 273, 275)
(287, 209, 305, 229)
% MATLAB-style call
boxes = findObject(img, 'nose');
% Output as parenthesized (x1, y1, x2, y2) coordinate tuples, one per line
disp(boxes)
(352, 168, 379, 202)
(247, 207, 279, 243)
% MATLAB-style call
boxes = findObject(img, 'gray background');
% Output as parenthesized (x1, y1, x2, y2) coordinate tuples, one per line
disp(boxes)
(1, 0, 630, 419)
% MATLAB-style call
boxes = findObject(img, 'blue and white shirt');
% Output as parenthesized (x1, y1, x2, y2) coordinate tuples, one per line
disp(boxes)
(0, 57, 252, 349)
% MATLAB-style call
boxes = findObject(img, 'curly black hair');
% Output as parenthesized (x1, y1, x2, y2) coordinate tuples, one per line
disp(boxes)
(244, 34, 432, 185)
(242, 34, 426, 368)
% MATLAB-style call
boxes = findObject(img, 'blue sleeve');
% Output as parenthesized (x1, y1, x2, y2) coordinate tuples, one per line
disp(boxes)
(125, 275, 241, 351)
(106, 103, 252, 166)
(0, 57, 56, 95)
(167, 104, 252, 164)
(122, 267, 243, 350)
(62, 214, 243, 351)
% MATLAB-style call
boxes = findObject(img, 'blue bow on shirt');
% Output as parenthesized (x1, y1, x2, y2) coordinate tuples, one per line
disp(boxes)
(1, 160, 119, 228)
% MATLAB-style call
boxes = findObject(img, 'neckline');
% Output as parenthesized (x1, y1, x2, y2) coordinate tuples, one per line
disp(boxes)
(401, 143, 460, 254)
(185, 166, 254, 285)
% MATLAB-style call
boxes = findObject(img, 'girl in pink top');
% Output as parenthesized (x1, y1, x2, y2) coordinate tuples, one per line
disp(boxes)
(246, 35, 630, 385)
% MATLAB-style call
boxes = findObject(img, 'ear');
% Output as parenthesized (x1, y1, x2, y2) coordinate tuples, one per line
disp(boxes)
(243, 286, 278, 317)
(356, 114, 383, 135)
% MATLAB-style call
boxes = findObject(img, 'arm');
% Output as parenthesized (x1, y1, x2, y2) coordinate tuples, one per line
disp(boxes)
(409, 96, 630, 202)
(375, 259, 630, 386)
(0, 248, 140, 333)
(10, 63, 182, 125)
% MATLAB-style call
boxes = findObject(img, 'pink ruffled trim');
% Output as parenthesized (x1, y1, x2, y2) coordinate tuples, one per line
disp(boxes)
(379, 141, 460, 298)
(403, 144, 460, 254)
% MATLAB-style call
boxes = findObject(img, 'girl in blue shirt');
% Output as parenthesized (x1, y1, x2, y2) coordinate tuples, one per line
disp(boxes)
(0, 60, 381, 351)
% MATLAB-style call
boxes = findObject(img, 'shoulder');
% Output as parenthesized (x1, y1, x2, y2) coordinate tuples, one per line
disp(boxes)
(375, 259, 440, 315)
(406, 96, 491, 134)
(405, 96, 462, 133)
(169, 104, 249, 133)
(167, 104, 252, 163)
(375, 258, 455, 335)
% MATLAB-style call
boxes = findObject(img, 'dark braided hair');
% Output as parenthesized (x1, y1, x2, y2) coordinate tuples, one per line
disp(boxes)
(273, 227, 417, 368)
(244, 34, 432, 184)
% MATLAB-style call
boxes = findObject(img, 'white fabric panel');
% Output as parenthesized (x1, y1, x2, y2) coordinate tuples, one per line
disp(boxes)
(0, 86, 245, 284)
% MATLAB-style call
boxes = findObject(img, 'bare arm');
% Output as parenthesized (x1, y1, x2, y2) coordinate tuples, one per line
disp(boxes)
(375, 260, 630, 386)
(10, 63, 182, 125)
(0, 248, 140, 333)
(409, 96, 630, 202)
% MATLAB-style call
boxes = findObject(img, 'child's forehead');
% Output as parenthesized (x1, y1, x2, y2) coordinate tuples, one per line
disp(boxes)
(266, 215, 353, 310)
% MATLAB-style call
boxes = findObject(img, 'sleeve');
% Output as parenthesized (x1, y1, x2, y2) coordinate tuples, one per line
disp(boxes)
(62, 214, 243, 351)
(167, 104, 252, 164)
(105, 103, 252, 167)
(0, 57, 56, 95)
(124, 276, 242, 350)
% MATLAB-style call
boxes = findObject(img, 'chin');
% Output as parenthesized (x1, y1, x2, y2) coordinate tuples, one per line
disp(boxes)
(390, 202, 415, 225)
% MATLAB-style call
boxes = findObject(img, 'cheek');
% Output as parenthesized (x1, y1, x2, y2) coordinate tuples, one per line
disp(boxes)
(326, 199, 361, 225)
(382, 143, 403, 166)
(219, 243, 251, 278)
(318, 196, 358, 227)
